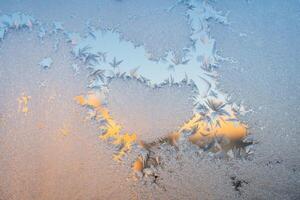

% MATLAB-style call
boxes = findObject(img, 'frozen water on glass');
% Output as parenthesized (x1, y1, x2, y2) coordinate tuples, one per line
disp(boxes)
(0, 0, 299, 199)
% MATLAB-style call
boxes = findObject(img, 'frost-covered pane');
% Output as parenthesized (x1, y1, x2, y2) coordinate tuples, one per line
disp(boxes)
(0, 0, 299, 199)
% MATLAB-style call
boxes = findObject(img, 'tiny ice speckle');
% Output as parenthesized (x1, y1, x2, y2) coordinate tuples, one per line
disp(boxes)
(65, 32, 81, 45)
(39, 57, 53, 69)
(53, 21, 64, 32)
(0, 28, 5, 40)
(38, 27, 46, 39)
(72, 63, 79, 75)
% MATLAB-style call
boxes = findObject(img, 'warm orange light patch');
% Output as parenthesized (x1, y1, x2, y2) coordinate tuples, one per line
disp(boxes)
(97, 106, 137, 161)
(75, 92, 137, 161)
(74, 92, 101, 108)
(18, 93, 31, 114)
(168, 132, 181, 146)
(74, 95, 85, 106)
(132, 157, 144, 172)
(75, 91, 247, 164)
(177, 113, 247, 145)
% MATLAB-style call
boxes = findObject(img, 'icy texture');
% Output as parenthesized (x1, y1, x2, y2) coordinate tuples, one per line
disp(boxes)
(97, 0, 192, 59)
(210, 0, 300, 198)
(0, 12, 35, 40)
(0, 0, 193, 59)
(71, 0, 233, 116)
(39, 57, 53, 69)
(69, 1, 248, 162)
(107, 78, 194, 142)
(0, 0, 101, 33)
(0, 0, 298, 199)
(0, 30, 135, 200)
